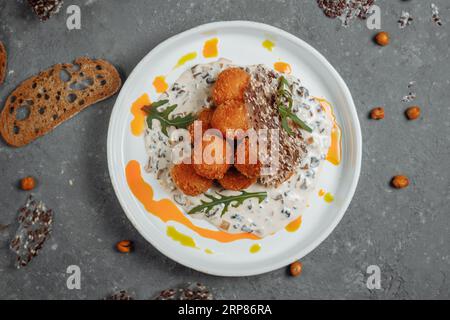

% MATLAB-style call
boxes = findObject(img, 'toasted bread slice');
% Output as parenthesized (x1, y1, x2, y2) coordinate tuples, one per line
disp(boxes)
(0, 41, 6, 85)
(244, 65, 306, 187)
(0, 57, 121, 147)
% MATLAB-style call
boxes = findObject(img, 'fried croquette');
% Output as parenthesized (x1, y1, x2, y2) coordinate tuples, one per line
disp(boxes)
(218, 167, 257, 191)
(188, 108, 214, 143)
(210, 99, 250, 138)
(193, 134, 233, 179)
(234, 138, 261, 179)
(212, 68, 250, 106)
(171, 162, 213, 196)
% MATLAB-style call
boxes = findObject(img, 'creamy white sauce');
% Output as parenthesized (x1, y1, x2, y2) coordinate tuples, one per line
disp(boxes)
(144, 59, 332, 238)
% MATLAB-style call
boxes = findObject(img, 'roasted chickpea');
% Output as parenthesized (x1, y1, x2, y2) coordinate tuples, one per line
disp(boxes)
(405, 106, 421, 120)
(375, 31, 390, 46)
(370, 107, 385, 120)
(290, 261, 303, 277)
(20, 176, 36, 191)
(116, 240, 134, 253)
(391, 175, 409, 189)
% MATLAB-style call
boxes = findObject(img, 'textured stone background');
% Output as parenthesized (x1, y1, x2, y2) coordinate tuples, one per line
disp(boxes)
(0, 0, 449, 300)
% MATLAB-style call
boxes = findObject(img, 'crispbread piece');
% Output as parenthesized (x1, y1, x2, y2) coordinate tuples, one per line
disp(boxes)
(0, 57, 121, 147)
(244, 65, 306, 187)
(0, 41, 6, 85)
(10, 195, 53, 268)
(27, 0, 63, 21)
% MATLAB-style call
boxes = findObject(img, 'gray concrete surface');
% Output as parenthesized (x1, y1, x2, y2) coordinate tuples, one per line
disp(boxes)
(0, 0, 449, 300)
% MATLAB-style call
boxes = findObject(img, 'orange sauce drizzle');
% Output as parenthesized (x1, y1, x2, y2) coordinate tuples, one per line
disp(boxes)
(125, 160, 259, 243)
(203, 38, 219, 58)
(285, 216, 302, 233)
(274, 62, 292, 74)
(315, 98, 342, 166)
(153, 76, 168, 93)
(130, 93, 151, 136)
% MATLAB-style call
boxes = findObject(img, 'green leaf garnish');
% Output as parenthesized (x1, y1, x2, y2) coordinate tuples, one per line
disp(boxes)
(277, 76, 313, 134)
(142, 100, 197, 136)
(188, 191, 268, 217)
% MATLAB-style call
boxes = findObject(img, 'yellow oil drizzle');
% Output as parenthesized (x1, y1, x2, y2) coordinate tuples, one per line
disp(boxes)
(203, 38, 219, 58)
(315, 98, 342, 166)
(285, 216, 302, 233)
(204, 248, 214, 254)
(274, 61, 292, 74)
(324, 193, 334, 203)
(250, 244, 261, 254)
(262, 39, 275, 51)
(175, 52, 198, 68)
(166, 226, 197, 248)
(125, 160, 259, 243)
(318, 189, 326, 197)
(153, 76, 168, 93)
(130, 93, 151, 136)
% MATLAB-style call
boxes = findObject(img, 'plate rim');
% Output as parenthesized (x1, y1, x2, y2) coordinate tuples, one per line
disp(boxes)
(107, 20, 362, 276)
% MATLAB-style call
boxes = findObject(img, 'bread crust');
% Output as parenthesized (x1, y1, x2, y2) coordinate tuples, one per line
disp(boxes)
(0, 57, 121, 147)
(0, 41, 6, 85)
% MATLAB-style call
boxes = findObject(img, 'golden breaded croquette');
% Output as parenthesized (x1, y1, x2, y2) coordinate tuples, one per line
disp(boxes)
(193, 133, 233, 179)
(234, 138, 261, 179)
(171, 162, 213, 196)
(212, 68, 250, 106)
(188, 108, 214, 144)
(210, 99, 250, 138)
(218, 167, 257, 191)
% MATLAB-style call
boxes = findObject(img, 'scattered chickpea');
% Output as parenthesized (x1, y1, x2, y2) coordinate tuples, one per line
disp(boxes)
(405, 106, 421, 120)
(289, 261, 303, 277)
(370, 107, 385, 120)
(375, 31, 390, 46)
(391, 175, 409, 189)
(20, 176, 36, 191)
(116, 240, 133, 253)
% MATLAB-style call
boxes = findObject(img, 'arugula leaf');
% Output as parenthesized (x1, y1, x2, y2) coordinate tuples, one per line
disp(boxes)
(277, 76, 313, 134)
(279, 105, 313, 134)
(188, 191, 268, 217)
(142, 100, 197, 136)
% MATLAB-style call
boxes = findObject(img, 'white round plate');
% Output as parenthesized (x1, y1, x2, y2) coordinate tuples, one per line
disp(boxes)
(107, 21, 362, 276)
